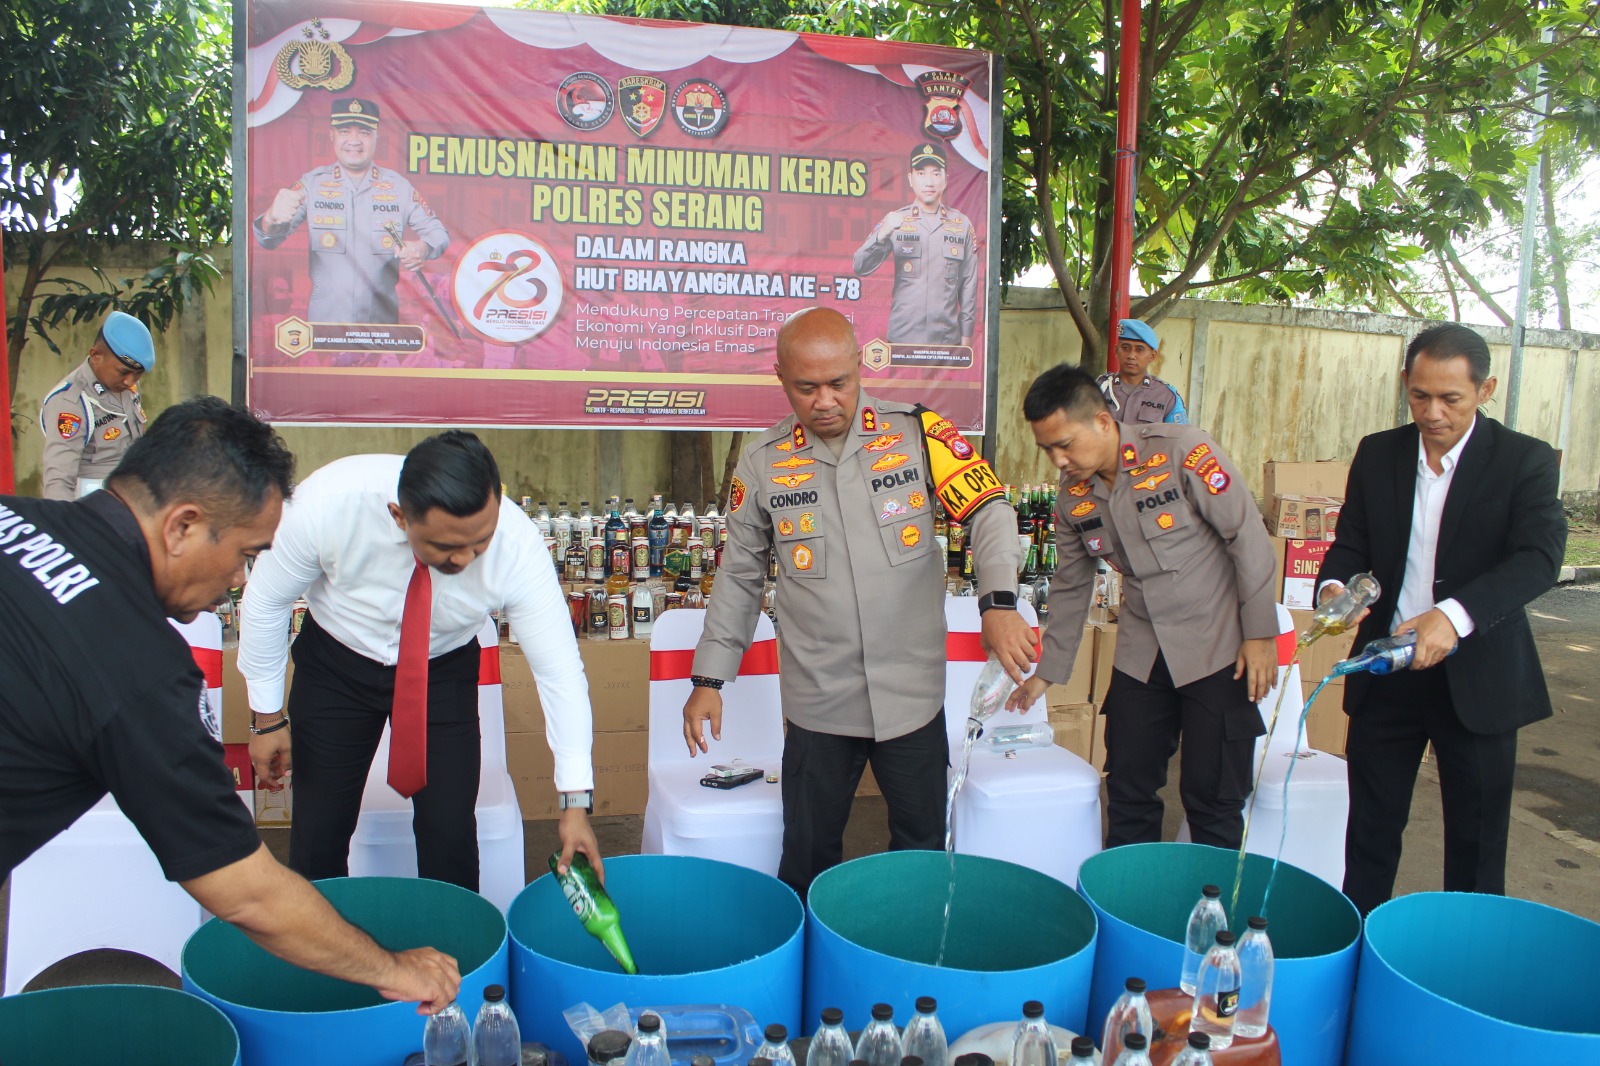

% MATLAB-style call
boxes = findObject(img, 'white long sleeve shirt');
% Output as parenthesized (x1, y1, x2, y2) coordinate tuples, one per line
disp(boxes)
(1392, 421, 1476, 638)
(238, 454, 593, 790)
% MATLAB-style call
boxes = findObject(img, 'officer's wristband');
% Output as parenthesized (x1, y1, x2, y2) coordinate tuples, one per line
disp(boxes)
(249, 712, 291, 736)
(690, 675, 725, 690)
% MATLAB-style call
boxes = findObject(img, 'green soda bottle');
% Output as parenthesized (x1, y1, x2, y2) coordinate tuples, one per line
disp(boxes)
(548, 852, 638, 975)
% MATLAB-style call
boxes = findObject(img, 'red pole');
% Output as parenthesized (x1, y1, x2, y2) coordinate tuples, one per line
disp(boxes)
(1105, 0, 1143, 375)
(0, 236, 13, 494)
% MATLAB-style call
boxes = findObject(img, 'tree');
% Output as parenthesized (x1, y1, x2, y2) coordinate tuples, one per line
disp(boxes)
(1, 0, 232, 403)
(795, 0, 1598, 370)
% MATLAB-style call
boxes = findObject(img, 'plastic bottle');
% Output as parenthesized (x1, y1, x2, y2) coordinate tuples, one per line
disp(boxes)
(1180, 884, 1228, 995)
(983, 722, 1054, 750)
(901, 997, 947, 1066)
(472, 984, 521, 1066)
(806, 1008, 854, 1066)
(1192, 930, 1242, 1051)
(1010, 1001, 1055, 1066)
(631, 583, 654, 639)
(1065, 1036, 1097, 1065)
(623, 1014, 671, 1066)
(1110, 1033, 1151, 1066)
(1170, 1032, 1213, 1066)
(854, 1003, 903, 1066)
(1235, 915, 1274, 1038)
(422, 1001, 472, 1066)
(970, 656, 1017, 724)
(535, 502, 553, 538)
(756, 1024, 796, 1066)
(1100, 976, 1154, 1064)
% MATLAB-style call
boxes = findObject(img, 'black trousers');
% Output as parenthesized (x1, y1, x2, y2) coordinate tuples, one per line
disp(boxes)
(777, 709, 949, 900)
(1343, 666, 1518, 916)
(286, 612, 483, 890)
(1102, 653, 1261, 850)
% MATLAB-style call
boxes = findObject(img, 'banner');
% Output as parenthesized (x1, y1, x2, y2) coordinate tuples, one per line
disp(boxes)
(245, 0, 995, 429)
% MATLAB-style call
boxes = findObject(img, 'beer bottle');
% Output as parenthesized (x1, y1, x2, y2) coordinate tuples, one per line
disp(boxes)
(1022, 543, 1038, 582)
(548, 851, 638, 974)
(1017, 487, 1033, 534)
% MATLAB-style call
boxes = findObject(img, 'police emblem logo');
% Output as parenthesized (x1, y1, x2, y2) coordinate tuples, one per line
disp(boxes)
(870, 453, 910, 472)
(57, 413, 82, 440)
(799, 512, 816, 533)
(1068, 480, 1093, 497)
(908, 491, 927, 510)
(864, 433, 903, 453)
(915, 69, 971, 140)
(1070, 500, 1096, 518)
(559, 72, 616, 132)
(900, 524, 921, 548)
(778, 518, 795, 536)
(1156, 512, 1175, 530)
(771, 472, 815, 489)
(618, 75, 669, 139)
(729, 476, 747, 512)
(928, 419, 974, 460)
(791, 543, 814, 571)
(880, 499, 908, 521)
(1205, 468, 1231, 494)
(671, 79, 729, 138)
(273, 30, 355, 92)
(772, 456, 816, 470)
(102, 426, 122, 442)
(1131, 470, 1171, 492)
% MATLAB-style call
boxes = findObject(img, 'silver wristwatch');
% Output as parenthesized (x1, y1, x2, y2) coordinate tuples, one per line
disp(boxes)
(557, 790, 594, 811)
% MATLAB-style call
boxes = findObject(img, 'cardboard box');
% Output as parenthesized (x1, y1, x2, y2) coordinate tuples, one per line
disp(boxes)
(1263, 460, 1350, 501)
(1092, 623, 1118, 703)
(1272, 537, 1333, 610)
(221, 743, 254, 794)
(1046, 701, 1097, 765)
(1043, 624, 1098, 706)
(507, 730, 650, 819)
(221, 647, 294, 744)
(1266, 494, 1342, 541)
(502, 638, 651, 734)
(1301, 679, 1348, 755)
(1090, 707, 1108, 772)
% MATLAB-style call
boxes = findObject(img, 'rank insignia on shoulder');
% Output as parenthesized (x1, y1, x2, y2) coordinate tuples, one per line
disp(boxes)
(1070, 500, 1096, 517)
(1182, 443, 1212, 469)
(792, 424, 807, 449)
(1131, 470, 1171, 492)
(1067, 480, 1093, 497)
(1122, 443, 1139, 467)
(861, 406, 878, 433)
(1156, 512, 1175, 530)
(771, 472, 815, 488)
(729, 476, 746, 512)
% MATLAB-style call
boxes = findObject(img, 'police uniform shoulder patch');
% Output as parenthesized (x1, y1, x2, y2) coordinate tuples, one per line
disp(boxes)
(57, 412, 82, 440)
(1193, 454, 1231, 494)
(1182, 442, 1212, 470)
(729, 476, 746, 512)
(917, 406, 1003, 522)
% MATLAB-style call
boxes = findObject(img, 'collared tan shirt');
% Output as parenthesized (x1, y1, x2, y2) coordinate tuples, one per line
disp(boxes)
(693, 391, 1020, 740)
(1037, 422, 1279, 688)
(37, 360, 146, 501)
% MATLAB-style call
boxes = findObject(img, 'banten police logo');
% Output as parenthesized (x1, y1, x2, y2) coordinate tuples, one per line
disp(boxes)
(618, 75, 669, 139)
(671, 79, 729, 138)
(915, 70, 970, 140)
(558, 73, 615, 132)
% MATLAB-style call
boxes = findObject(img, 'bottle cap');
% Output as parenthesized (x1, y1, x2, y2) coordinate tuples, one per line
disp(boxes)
(639, 1014, 662, 1034)
(952, 1056, 993, 1066)
(915, 996, 937, 1014)
(751, 1060, 772, 1066)
(902, 1059, 923, 1066)
(1123, 1034, 1147, 1051)
(1124, 976, 1146, 993)
(1188, 1033, 1211, 1050)
(1248, 915, 1268, 930)
(872, 1003, 895, 1021)
(765, 1024, 788, 1044)
(1201, 884, 1221, 898)
(1216, 930, 1237, 946)
(821, 1008, 844, 1026)
(1070, 1037, 1094, 1056)
(1021, 1000, 1044, 1019)
(587, 1031, 632, 1065)
(484, 984, 506, 1002)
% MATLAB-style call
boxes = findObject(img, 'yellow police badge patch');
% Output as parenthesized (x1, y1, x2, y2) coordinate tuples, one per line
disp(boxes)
(778, 518, 795, 536)
(771, 472, 815, 489)
(900, 524, 921, 548)
(799, 513, 816, 533)
(791, 544, 814, 571)
(1070, 500, 1096, 518)
(1156, 512, 1175, 530)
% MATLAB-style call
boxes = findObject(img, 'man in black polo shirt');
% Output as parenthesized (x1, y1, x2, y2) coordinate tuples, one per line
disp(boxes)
(0, 396, 459, 1012)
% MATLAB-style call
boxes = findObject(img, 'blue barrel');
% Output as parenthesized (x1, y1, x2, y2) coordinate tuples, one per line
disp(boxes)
(509, 855, 803, 1066)
(183, 877, 509, 1066)
(0, 983, 240, 1065)
(1349, 892, 1600, 1062)
(1076, 843, 1360, 1066)
(805, 852, 1098, 1039)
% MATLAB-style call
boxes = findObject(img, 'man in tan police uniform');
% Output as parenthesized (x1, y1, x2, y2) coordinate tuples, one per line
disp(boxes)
(853, 142, 980, 348)
(1010, 364, 1279, 849)
(683, 307, 1032, 897)
(252, 99, 449, 324)
(37, 310, 152, 501)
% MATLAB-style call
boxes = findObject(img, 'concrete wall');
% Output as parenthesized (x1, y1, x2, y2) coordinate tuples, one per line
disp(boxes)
(8, 253, 1598, 505)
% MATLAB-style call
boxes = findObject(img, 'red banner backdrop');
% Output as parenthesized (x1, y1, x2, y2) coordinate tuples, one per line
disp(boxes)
(245, 0, 995, 430)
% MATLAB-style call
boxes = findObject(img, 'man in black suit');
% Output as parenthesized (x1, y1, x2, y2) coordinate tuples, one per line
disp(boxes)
(1317, 323, 1566, 916)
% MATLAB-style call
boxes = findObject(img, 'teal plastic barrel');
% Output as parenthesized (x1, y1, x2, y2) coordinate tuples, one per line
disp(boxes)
(510, 855, 804, 1065)
(805, 852, 1098, 1038)
(1076, 843, 1360, 1066)
(1349, 892, 1600, 1062)
(0, 984, 240, 1065)
(183, 877, 508, 1066)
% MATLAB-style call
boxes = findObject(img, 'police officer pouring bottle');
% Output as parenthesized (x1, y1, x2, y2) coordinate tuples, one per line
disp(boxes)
(252, 98, 449, 324)
(37, 310, 153, 500)
(1008, 364, 1279, 850)
(682, 306, 1033, 899)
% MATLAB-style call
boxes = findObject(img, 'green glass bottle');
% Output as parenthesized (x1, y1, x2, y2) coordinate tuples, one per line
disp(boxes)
(548, 852, 638, 975)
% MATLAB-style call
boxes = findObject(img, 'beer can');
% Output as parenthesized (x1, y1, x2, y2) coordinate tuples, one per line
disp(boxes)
(716, 517, 728, 548)
(631, 537, 651, 581)
(698, 518, 715, 552)
(585, 538, 606, 582)
(566, 591, 586, 635)
(586, 587, 609, 633)
(688, 542, 704, 580)
(290, 598, 308, 636)
(607, 593, 629, 639)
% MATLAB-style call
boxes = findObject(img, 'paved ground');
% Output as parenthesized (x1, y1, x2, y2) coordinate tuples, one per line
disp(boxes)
(7, 585, 1599, 991)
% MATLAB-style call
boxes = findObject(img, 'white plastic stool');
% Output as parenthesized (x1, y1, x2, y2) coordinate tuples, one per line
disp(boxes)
(641, 610, 784, 876)
(3, 615, 232, 994)
(347, 618, 527, 913)
(946, 598, 1104, 886)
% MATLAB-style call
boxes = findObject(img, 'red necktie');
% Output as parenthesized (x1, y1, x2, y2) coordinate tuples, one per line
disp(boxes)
(389, 559, 431, 797)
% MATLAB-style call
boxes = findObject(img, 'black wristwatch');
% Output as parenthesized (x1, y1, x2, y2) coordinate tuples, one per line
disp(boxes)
(978, 591, 1019, 615)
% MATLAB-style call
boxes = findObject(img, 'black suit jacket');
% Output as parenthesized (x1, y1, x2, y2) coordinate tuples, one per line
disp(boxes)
(1317, 415, 1566, 734)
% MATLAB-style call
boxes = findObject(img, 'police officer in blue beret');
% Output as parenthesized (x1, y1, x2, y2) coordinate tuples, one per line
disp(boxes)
(38, 310, 153, 500)
(1097, 318, 1188, 425)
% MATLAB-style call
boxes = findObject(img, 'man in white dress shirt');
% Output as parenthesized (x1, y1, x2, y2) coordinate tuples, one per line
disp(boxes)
(241, 431, 602, 891)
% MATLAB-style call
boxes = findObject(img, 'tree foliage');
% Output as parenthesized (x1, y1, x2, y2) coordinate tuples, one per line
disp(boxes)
(1, 0, 231, 396)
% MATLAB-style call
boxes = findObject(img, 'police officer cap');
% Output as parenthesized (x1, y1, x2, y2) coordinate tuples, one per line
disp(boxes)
(1118, 318, 1160, 351)
(909, 142, 947, 170)
(331, 98, 380, 128)
(101, 311, 155, 372)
